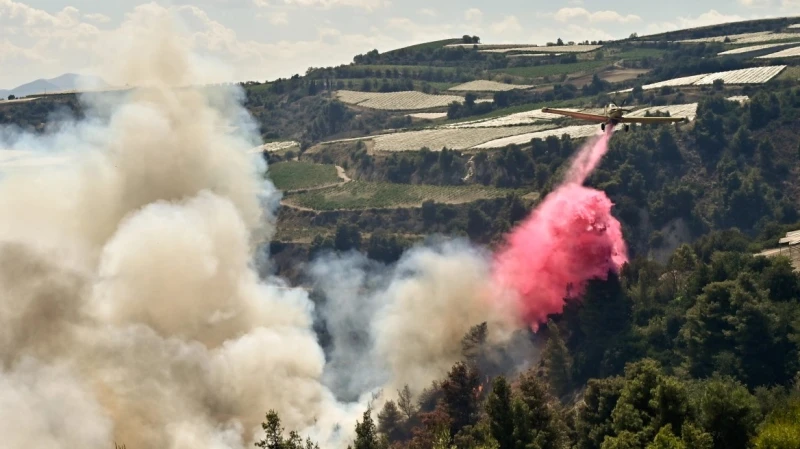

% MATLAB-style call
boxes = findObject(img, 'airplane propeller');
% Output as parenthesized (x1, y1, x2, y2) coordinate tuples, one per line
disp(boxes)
(611, 96, 633, 113)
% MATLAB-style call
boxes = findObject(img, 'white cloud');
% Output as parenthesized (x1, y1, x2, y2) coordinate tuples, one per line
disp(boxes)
(551, 7, 641, 24)
(84, 13, 111, 24)
(0, 0, 103, 86)
(280, 0, 389, 11)
(464, 8, 483, 22)
(417, 8, 436, 17)
(264, 11, 288, 25)
(490, 16, 522, 35)
(741, 0, 800, 7)
(645, 9, 747, 34)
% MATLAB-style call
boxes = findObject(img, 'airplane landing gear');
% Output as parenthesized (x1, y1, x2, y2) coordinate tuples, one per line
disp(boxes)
(601, 123, 606, 131)
(624, 124, 630, 132)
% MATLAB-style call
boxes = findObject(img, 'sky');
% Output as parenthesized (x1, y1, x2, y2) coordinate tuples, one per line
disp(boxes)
(1, 0, 800, 89)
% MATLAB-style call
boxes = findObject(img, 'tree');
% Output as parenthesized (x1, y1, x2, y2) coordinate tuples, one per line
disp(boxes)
(752, 398, 800, 449)
(461, 322, 488, 363)
(379, 400, 406, 443)
(352, 407, 383, 449)
(398, 385, 417, 420)
(757, 139, 774, 171)
(646, 425, 685, 449)
(513, 370, 569, 449)
(440, 362, 481, 437)
(7, 94, 15, 100)
(668, 244, 697, 295)
(256, 410, 320, 449)
(465, 93, 477, 108)
(334, 224, 362, 252)
(543, 319, 573, 397)
(697, 377, 761, 449)
(408, 405, 454, 449)
(486, 376, 515, 449)
(256, 410, 285, 449)
(577, 377, 626, 449)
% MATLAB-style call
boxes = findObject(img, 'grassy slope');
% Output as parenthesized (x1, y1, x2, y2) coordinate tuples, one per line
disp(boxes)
(283, 180, 531, 210)
(268, 161, 341, 191)
(491, 49, 666, 80)
(383, 38, 463, 54)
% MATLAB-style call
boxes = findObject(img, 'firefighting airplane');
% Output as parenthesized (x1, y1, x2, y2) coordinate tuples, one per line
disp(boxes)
(541, 101, 688, 132)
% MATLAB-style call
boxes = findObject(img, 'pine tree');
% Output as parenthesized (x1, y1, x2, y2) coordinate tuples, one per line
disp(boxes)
(441, 362, 481, 437)
(543, 320, 573, 397)
(398, 385, 417, 420)
(353, 407, 382, 449)
(378, 400, 406, 442)
(486, 376, 515, 449)
(256, 410, 286, 449)
(514, 370, 569, 449)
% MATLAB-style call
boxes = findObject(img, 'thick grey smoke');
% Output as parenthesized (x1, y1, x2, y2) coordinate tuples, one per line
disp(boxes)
(0, 4, 529, 449)
(309, 240, 529, 408)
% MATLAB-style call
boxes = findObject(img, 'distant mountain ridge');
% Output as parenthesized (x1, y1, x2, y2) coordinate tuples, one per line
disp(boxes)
(0, 73, 110, 99)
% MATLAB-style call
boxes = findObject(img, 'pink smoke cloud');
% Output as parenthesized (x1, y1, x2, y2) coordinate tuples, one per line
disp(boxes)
(491, 127, 628, 330)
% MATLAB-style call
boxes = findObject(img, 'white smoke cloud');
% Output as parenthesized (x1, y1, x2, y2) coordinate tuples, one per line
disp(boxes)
(0, 4, 529, 449)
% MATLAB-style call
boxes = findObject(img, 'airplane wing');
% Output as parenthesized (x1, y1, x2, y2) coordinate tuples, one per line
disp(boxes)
(541, 107, 608, 123)
(618, 115, 687, 124)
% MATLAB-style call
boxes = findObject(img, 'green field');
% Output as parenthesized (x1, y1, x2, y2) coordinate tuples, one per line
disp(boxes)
(778, 66, 800, 81)
(492, 49, 666, 80)
(384, 38, 463, 54)
(268, 161, 341, 191)
(607, 48, 667, 59)
(334, 79, 458, 92)
(284, 181, 531, 210)
(355, 64, 463, 74)
(493, 60, 612, 79)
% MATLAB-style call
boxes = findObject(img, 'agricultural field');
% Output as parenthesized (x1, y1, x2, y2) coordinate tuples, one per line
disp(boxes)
(448, 80, 534, 92)
(335, 90, 468, 110)
(624, 103, 700, 121)
(615, 65, 787, 92)
(473, 124, 603, 148)
(599, 68, 651, 83)
(268, 161, 341, 191)
(334, 79, 457, 92)
(507, 54, 558, 58)
(283, 180, 527, 210)
(756, 45, 800, 59)
(407, 112, 448, 120)
(250, 140, 300, 153)
(675, 31, 773, 43)
(717, 42, 796, 55)
(443, 43, 603, 53)
(492, 60, 611, 80)
(735, 32, 800, 44)
(369, 125, 555, 151)
(440, 108, 578, 128)
(479, 45, 603, 54)
(694, 65, 787, 84)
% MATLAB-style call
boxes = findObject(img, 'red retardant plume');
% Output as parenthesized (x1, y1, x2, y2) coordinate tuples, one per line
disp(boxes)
(491, 127, 628, 330)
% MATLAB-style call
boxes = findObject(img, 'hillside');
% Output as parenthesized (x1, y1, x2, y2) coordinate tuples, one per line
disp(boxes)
(4, 16, 800, 449)
(0, 73, 110, 99)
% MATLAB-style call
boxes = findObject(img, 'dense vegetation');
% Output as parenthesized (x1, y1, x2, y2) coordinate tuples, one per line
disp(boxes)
(265, 238, 800, 449)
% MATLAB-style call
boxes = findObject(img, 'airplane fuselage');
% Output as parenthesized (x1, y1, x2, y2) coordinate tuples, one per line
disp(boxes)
(604, 104, 625, 122)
